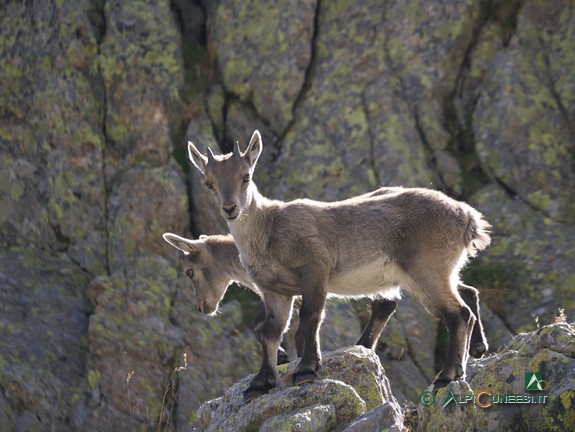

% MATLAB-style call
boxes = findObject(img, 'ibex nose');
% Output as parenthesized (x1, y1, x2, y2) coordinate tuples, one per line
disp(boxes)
(223, 204, 237, 216)
(197, 300, 204, 314)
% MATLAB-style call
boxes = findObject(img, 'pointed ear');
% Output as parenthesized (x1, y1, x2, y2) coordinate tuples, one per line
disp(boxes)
(162, 233, 200, 256)
(188, 142, 208, 175)
(243, 130, 263, 168)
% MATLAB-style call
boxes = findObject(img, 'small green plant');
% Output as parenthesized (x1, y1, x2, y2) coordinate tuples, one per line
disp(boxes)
(126, 371, 135, 432)
(158, 353, 188, 430)
(553, 308, 567, 324)
(125, 353, 188, 432)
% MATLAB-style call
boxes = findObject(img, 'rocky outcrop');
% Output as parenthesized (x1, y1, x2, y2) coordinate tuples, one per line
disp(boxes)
(197, 322, 575, 431)
(418, 322, 575, 431)
(197, 346, 405, 432)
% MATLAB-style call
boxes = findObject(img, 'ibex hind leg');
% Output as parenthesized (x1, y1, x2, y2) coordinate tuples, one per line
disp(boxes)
(432, 302, 475, 390)
(458, 283, 488, 358)
(356, 298, 397, 349)
(253, 307, 290, 365)
(409, 275, 475, 391)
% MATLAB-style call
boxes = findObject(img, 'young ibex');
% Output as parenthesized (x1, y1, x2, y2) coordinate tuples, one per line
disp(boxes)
(162, 232, 401, 362)
(187, 131, 491, 402)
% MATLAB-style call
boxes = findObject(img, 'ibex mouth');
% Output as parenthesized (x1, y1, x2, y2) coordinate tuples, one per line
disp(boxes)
(226, 215, 238, 221)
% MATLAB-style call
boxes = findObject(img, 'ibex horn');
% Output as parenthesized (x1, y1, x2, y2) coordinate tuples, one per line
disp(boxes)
(207, 147, 216, 163)
(233, 141, 241, 158)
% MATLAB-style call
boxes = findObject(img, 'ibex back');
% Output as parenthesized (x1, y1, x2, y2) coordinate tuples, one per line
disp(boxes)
(188, 130, 491, 402)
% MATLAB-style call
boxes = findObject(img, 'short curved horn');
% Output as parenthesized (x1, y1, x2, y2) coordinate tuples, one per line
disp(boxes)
(207, 147, 216, 163)
(233, 141, 241, 158)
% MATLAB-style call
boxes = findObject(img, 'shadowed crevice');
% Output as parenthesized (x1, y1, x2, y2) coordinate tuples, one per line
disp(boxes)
(92, 0, 111, 277)
(360, 91, 382, 188)
(271, 0, 321, 165)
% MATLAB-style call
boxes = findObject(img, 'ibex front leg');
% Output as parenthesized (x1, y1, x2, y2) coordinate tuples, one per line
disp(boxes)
(244, 293, 294, 402)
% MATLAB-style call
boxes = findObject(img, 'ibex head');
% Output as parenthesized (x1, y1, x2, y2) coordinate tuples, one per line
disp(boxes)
(162, 233, 230, 315)
(188, 130, 263, 221)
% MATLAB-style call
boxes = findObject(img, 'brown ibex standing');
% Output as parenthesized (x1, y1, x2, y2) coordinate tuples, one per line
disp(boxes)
(187, 131, 491, 402)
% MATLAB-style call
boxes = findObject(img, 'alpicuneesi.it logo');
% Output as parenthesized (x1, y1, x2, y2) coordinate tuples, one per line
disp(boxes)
(419, 372, 549, 409)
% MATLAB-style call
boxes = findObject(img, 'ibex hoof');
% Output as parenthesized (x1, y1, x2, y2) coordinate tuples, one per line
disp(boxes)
(431, 378, 451, 392)
(455, 366, 465, 379)
(243, 386, 269, 403)
(293, 370, 318, 386)
(469, 342, 487, 358)
(277, 347, 289, 365)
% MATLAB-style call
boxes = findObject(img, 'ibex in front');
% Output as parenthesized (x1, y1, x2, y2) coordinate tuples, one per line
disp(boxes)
(188, 130, 491, 402)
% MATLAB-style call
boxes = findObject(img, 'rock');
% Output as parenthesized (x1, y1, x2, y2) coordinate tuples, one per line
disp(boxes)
(469, 185, 575, 333)
(99, 0, 184, 178)
(203, 378, 366, 432)
(418, 322, 575, 431)
(0, 0, 108, 274)
(172, 301, 262, 429)
(198, 345, 402, 431)
(106, 164, 188, 271)
(84, 256, 185, 429)
(259, 404, 336, 432)
(342, 402, 405, 432)
(263, 0, 486, 199)
(210, 0, 316, 135)
(1, 0, 192, 429)
(0, 249, 90, 431)
(474, 0, 575, 224)
(320, 302, 363, 352)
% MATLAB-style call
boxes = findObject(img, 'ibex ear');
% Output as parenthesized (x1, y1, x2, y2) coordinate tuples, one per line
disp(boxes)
(162, 233, 200, 256)
(188, 142, 208, 175)
(244, 130, 263, 168)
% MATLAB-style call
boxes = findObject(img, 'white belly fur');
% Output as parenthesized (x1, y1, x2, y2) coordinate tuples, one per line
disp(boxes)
(327, 258, 405, 299)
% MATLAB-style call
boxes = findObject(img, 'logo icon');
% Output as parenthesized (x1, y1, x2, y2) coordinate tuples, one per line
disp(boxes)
(525, 372, 545, 391)
(419, 390, 435, 407)
(441, 391, 455, 409)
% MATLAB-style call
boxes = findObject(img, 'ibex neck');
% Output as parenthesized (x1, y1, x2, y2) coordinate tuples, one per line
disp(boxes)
(229, 254, 253, 286)
(228, 184, 274, 245)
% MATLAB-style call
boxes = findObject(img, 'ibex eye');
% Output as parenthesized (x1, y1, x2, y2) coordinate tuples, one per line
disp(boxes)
(204, 181, 214, 190)
(186, 269, 194, 279)
(242, 174, 250, 183)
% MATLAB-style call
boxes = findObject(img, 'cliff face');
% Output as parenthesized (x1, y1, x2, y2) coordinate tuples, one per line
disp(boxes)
(0, 0, 574, 430)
